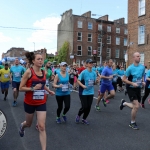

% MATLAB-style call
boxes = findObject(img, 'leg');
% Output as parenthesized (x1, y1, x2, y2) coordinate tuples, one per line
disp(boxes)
(131, 100, 140, 122)
(63, 95, 70, 115)
(36, 111, 47, 150)
(4, 89, 8, 99)
(56, 96, 63, 117)
(78, 95, 86, 116)
(22, 113, 34, 129)
(142, 88, 150, 104)
(105, 90, 115, 100)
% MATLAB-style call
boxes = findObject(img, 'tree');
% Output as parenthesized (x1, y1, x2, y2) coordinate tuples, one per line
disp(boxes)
(57, 41, 70, 63)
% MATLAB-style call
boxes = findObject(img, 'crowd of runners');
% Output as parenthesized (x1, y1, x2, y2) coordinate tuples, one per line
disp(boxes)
(0, 51, 150, 150)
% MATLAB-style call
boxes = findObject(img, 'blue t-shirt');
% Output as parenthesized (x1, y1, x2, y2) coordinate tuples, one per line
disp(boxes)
(125, 64, 145, 88)
(54, 68, 60, 75)
(56, 72, 70, 96)
(92, 67, 96, 72)
(117, 70, 125, 77)
(10, 65, 25, 82)
(101, 66, 113, 85)
(97, 66, 104, 74)
(146, 70, 150, 88)
(78, 69, 96, 95)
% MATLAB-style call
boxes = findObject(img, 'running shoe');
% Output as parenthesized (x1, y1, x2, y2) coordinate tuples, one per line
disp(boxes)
(105, 100, 110, 104)
(82, 119, 89, 125)
(12, 101, 17, 107)
(95, 105, 100, 111)
(56, 117, 61, 124)
(75, 115, 80, 123)
(124, 90, 127, 96)
(129, 122, 139, 130)
(120, 99, 126, 110)
(62, 115, 67, 122)
(118, 90, 121, 92)
(19, 123, 25, 137)
(140, 104, 145, 109)
(101, 98, 107, 107)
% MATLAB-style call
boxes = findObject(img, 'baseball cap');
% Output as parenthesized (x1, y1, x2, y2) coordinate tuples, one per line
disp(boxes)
(60, 62, 68, 66)
(85, 59, 95, 64)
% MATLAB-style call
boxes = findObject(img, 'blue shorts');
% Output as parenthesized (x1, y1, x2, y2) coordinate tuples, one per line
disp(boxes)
(12, 81, 20, 91)
(100, 83, 114, 94)
(1, 81, 9, 90)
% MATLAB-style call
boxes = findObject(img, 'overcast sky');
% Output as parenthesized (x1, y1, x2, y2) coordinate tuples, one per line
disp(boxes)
(0, 0, 128, 59)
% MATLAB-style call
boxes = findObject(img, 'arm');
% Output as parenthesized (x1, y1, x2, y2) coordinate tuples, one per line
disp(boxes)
(77, 79, 86, 89)
(44, 85, 55, 95)
(52, 74, 62, 88)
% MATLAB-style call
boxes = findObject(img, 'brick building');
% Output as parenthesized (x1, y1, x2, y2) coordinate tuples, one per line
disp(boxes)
(57, 9, 127, 66)
(128, 0, 150, 67)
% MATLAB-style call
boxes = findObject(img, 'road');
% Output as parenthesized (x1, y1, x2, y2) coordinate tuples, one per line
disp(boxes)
(0, 84, 150, 150)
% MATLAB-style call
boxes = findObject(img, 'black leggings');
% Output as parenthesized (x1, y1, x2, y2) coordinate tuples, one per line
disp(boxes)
(117, 77, 123, 87)
(142, 88, 150, 104)
(78, 95, 93, 120)
(56, 95, 70, 117)
(112, 82, 117, 92)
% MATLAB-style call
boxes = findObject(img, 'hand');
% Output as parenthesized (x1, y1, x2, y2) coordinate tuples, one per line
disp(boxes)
(109, 75, 113, 79)
(132, 83, 138, 87)
(59, 84, 63, 88)
(142, 82, 145, 86)
(49, 90, 55, 96)
(34, 83, 42, 90)
(82, 85, 87, 89)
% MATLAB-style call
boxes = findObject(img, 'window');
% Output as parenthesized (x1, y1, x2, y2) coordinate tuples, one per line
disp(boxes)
(107, 26, 111, 32)
(97, 47, 102, 56)
(107, 36, 111, 44)
(88, 46, 92, 56)
(98, 34, 102, 43)
(124, 50, 127, 58)
(77, 46, 82, 56)
(116, 28, 120, 33)
(88, 34, 92, 42)
(124, 38, 127, 46)
(106, 48, 111, 58)
(98, 24, 102, 31)
(77, 32, 82, 41)
(78, 21, 83, 28)
(124, 29, 128, 34)
(115, 49, 120, 58)
(139, 0, 145, 16)
(116, 37, 120, 45)
(138, 25, 145, 44)
(88, 22, 93, 29)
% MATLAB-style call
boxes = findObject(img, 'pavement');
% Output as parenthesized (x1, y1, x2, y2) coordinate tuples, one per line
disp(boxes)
(0, 84, 150, 150)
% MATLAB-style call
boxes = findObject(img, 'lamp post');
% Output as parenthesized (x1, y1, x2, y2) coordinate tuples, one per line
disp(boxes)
(33, 42, 35, 51)
(92, 14, 103, 65)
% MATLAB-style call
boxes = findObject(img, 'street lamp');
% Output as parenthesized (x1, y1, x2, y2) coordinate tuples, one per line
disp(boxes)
(33, 42, 35, 51)
(92, 14, 103, 65)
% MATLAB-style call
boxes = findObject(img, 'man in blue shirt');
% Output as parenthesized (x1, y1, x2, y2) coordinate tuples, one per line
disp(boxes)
(120, 52, 145, 130)
(10, 58, 25, 107)
(95, 59, 115, 111)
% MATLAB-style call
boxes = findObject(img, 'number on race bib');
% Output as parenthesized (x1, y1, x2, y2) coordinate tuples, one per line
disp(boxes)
(33, 90, 45, 100)
(88, 79, 94, 87)
(62, 84, 69, 92)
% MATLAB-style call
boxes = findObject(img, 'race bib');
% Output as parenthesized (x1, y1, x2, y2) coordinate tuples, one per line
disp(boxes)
(88, 79, 94, 87)
(14, 72, 20, 77)
(135, 79, 142, 87)
(33, 90, 45, 100)
(62, 84, 69, 92)
(4, 74, 9, 78)
(70, 74, 74, 78)
(112, 76, 118, 82)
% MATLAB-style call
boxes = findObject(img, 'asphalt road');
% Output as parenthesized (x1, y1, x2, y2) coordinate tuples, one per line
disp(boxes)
(0, 84, 150, 150)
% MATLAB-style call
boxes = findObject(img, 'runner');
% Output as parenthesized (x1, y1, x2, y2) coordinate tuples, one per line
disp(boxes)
(120, 52, 145, 130)
(95, 59, 115, 111)
(0, 63, 11, 100)
(141, 69, 150, 108)
(19, 52, 55, 150)
(68, 65, 76, 86)
(75, 59, 97, 125)
(112, 64, 118, 92)
(10, 58, 25, 107)
(53, 62, 71, 124)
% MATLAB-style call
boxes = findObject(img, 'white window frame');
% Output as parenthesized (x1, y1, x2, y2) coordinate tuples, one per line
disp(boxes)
(124, 50, 127, 58)
(107, 26, 111, 32)
(98, 24, 102, 31)
(88, 22, 93, 30)
(98, 34, 102, 43)
(107, 36, 111, 44)
(116, 28, 120, 33)
(77, 46, 82, 56)
(88, 33, 92, 42)
(116, 37, 120, 45)
(78, 21, 83, 28)
(138, 25, 145, 44)
(139, 0, 145, 16)
(124, 29, 128, 35)
(87, 46, 92, 56)
(115, 49, 120, 58)
(124, 38, 127, 46)
(106, 48, 111, 58)
(77, 32, 82, 41)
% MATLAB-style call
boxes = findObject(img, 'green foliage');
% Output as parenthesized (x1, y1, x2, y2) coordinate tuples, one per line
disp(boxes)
(57, 41, 69, 63)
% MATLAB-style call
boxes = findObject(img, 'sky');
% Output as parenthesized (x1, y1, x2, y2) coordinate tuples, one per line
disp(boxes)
(0, 0, 128, 59)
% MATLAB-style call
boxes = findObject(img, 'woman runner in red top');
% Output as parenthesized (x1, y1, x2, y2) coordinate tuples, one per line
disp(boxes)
(19, 52, 55, 150)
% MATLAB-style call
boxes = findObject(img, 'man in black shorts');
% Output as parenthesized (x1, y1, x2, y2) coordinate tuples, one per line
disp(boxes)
(120, 52, 145, 130)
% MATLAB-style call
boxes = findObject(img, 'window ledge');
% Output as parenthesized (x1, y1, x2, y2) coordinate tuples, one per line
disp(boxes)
(76, 55, 82, 56)
(138, 14, 146, 18)
(138, 43, 145, 46)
